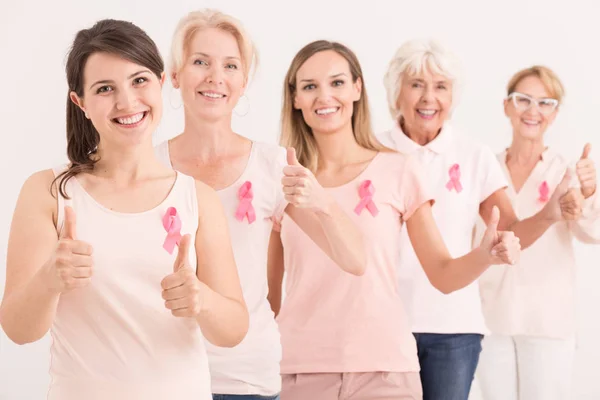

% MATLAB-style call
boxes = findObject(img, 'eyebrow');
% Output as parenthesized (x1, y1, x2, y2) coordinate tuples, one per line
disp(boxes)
(409, 78, 449, 84)
(89, 70, 151, 90)
(300, 73, 348, 83)
(190, 52, 241, 61)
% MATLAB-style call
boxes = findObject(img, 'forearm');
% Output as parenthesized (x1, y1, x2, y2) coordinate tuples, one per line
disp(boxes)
(0, 269, 60, 345)
(429, 248, 492, 294)
(196, 288, 249, 348)
(313, 202, 366, 275)
(507, 211, 555, 249)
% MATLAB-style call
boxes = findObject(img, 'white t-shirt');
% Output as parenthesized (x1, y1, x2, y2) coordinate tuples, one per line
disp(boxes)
(155, 140, 286, 396)
(379, 121, 508, 334)
(476, 148, 600, 339)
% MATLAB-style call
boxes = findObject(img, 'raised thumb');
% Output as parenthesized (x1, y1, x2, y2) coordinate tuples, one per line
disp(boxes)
(60, 205, 77, 240)
(174, 234, 192, 272)
(286, 147, 300, 166)
(581, 143, 592, 160)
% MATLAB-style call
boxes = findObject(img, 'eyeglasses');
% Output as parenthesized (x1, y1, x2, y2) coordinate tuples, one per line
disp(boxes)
(507, 92, 559, 115)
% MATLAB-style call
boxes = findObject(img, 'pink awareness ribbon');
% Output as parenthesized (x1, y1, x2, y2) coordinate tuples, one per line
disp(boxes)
(538, 181, 550, 202)
(235, 181, 256, 224)
(354, 180, 379, 217)
(445, 163, 463, 193)
(162, 207, 182, 255)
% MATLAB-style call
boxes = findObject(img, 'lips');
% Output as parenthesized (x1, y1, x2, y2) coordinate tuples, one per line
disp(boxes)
(112, 111, 147, 126)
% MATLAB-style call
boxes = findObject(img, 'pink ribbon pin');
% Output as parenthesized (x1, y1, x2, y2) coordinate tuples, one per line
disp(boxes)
(162, 207, 182, 255)
(354, 180, 379, 217)
(538, 181, 550, 202)
(445, 163, 463, 193)
(235, 181, 256, 224)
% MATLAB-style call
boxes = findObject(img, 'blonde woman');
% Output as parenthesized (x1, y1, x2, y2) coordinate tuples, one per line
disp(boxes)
(156, 10, 366, 400)
(475, 66, 600, 400)
(267, 40, 520, 400)
(380, 39, 581, 400)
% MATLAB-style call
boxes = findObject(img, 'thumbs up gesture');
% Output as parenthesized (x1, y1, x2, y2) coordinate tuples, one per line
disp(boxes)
(542, 170, 582, 222)
(576, 143, 596, 199)
(282, 147, 332, 213)
(479, 206, 521, 265)
(161, 234, 206, 318)
(46, 206, 94, 293)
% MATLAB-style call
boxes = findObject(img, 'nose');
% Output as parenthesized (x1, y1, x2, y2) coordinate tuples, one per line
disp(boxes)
(421, 85, 435, 103)
(315, 85, 334, 103)
(205, 64, 224, 85)
(115, 87, 138, 111)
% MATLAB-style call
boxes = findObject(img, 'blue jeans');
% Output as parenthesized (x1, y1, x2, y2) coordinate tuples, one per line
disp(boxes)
(212, 395, 279, 400)
(413, 333, 483, 400)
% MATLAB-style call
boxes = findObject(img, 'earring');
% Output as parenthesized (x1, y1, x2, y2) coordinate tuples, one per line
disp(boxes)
(169, 87, 182, 109)
(84, 111, 89, 119)
(234, 94, 250, 117)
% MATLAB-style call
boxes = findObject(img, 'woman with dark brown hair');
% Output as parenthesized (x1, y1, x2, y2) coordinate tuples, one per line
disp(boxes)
(0, 19, 248, 400)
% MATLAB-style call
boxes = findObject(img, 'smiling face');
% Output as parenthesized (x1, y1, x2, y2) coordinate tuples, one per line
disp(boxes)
(292, 50, 362, 136)
(504, 74, 558, 140)
(70, 52, 165, 150)
(172, 27, 246, 123)
(396, 68, 452, 138)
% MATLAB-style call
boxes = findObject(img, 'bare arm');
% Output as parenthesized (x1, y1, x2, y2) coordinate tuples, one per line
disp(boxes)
(193, 182, 249, 347)
(266, 228, 284, 317)
(0, 171, 91, 344)
(480, 189, 554, 249)
(282, 148, 366, 276)
(408, 202, 519, 294)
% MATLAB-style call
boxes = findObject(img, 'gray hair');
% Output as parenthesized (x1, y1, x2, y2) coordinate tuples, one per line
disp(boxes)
(383, 38, 462, 120)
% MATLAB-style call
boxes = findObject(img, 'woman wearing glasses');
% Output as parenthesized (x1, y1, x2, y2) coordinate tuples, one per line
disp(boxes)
(475, 66, 600, 400)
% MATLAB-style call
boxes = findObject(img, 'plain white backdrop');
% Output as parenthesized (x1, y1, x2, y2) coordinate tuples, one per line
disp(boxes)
(1, 0, 598, 398)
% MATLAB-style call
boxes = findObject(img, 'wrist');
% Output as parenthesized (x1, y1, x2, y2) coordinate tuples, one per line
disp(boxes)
(313, 194, 335, 216)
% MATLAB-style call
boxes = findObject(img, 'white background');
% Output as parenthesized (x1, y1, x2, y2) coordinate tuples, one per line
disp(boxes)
(1, 0, 599, 398)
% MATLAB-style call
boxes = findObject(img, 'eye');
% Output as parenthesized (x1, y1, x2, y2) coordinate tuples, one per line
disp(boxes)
(411, 82, 423, 88)
(437, 84, 447, 90)
(332, 80, 344, 87)
(133, 77, 148, 85)
(193, 59, 207, 66)
(303, 83, 316, 91)
(96, 85, 112, 94)
(225, 63, 239, 70)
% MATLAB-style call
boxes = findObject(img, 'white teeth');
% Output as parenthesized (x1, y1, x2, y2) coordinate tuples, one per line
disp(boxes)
(417, 109, 436, 116)
(201, 92, 225, 98)
(116, 112, 144, 125)
(316, 107, 338, 115)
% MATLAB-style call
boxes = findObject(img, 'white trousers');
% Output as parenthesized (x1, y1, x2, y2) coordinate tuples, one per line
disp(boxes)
(474, 334, 576, 400)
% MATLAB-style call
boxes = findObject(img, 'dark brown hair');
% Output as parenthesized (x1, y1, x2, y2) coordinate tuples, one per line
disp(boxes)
(54, 19, 164, 198)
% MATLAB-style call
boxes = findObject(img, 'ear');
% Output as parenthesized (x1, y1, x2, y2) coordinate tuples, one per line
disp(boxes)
(69, 91, 87, 116)
(503, 98, 510, 117)
(352, 77, 362, 102)
(159, 72, 166, 86)
(293, 92, 300, 110)
(171, 71, 180, 89)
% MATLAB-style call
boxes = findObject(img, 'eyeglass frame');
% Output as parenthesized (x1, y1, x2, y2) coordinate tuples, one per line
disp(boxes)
(506, 92, 559, 115)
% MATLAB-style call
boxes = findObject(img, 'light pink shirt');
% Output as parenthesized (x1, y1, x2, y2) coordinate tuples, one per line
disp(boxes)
(477, 148, 600, 339)
(155, 141, 285, 395)
(277, 151, 432, 374)
(379, 122, 508, 334)
(49, 167, 211, 400)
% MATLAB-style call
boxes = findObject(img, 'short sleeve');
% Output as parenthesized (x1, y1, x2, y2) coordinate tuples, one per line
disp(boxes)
(478, 145, 509, 203)
(397, 155, 435, 221)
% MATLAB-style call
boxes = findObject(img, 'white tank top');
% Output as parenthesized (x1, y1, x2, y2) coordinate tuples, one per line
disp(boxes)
(48, 166, 211, 400)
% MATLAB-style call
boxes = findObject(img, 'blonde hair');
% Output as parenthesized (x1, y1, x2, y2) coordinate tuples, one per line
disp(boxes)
(507, 65, 565, 104)
(280, 40, 389, 172)
(170, 9, 257, 82)
(383, 38, 461, 119)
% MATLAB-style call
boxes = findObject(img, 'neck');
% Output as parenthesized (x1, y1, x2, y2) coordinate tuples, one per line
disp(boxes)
(506, 133, 545, 165)
(93, 140, 161, 182)
(175, 111, 237, 160)
(313, 123, 368, 170)
(401, 118, 441, 146)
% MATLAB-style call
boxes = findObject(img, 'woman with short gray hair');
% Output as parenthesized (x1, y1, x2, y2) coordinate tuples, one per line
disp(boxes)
(379, 39, 580, 400)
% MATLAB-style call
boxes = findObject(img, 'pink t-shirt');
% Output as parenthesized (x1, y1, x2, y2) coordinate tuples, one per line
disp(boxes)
(155, 140, 286, 395)
(276, 151, 433, 374)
